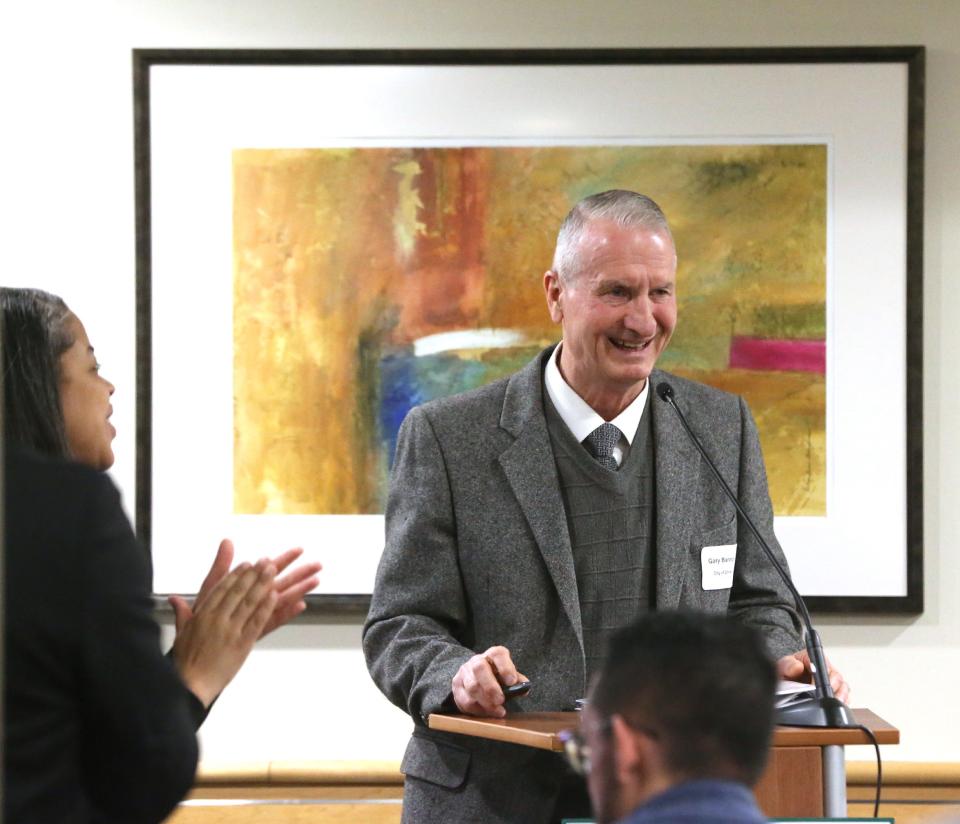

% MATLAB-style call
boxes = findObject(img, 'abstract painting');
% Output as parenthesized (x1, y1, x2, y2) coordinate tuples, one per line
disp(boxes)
(233, 143, 827, 517)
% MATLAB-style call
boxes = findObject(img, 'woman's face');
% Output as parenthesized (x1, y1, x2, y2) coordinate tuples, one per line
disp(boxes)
(59, 313, 116, 470)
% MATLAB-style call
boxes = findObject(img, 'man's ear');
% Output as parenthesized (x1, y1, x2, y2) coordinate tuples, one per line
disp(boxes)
(544, 269, 564, 323)
(611, 714, 653, 786)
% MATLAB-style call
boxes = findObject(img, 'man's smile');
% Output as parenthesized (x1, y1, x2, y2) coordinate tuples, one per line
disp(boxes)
(610, 336, 653, 351)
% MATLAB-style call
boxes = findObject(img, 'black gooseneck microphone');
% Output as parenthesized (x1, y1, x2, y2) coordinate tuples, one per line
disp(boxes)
(656, 381, 854, 728)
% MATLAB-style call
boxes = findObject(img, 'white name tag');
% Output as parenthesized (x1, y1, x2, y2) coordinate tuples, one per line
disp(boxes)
(701, 544, 737, 591)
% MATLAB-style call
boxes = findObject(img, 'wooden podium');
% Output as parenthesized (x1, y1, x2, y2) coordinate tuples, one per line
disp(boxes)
(429, 709, 898, 818)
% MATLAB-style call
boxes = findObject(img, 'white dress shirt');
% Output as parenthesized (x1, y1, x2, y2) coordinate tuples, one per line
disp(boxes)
(543, 343, 649, 467)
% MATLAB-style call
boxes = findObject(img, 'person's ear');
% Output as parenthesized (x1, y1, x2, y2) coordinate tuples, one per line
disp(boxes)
(544, 270, 564, 323)
(611, 714, 656, 786)
(611, 714, 641, 784)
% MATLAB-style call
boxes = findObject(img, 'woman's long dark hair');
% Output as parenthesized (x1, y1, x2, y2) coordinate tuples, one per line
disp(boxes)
(1, 287, 75, 458)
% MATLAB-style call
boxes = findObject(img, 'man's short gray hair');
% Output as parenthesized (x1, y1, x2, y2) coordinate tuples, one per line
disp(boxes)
(551, 190, 673, 282)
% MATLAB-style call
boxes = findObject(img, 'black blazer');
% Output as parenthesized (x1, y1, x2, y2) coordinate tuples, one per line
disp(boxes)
(3, 446, 198, 823)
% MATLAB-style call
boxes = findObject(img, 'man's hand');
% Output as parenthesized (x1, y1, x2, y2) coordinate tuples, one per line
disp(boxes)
(171, 559, 278, 707)
(169, 540, 321, 640)
(777, 649, 850, 704)
(452, 646, 529, 718)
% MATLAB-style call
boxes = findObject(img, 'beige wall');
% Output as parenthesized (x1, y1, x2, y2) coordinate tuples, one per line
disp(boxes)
(3, 0, 957, 763)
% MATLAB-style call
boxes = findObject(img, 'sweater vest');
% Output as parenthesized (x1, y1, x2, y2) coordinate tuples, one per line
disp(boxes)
(544, 391, 656, 679)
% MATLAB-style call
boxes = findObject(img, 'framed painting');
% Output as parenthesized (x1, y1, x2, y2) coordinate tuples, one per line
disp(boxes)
(134, 47, 924, 613)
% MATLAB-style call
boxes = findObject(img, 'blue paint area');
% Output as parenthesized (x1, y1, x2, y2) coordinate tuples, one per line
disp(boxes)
(379, 351, 425, 468)
(414, 352, 489, 401)
(378, 345, 542, 472)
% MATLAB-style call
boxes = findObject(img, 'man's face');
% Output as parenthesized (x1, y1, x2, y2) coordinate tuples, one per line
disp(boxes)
(545, 218, 677, 417)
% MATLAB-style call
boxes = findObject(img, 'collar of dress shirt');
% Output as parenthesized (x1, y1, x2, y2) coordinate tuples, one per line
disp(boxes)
(544, 342, 649, 446)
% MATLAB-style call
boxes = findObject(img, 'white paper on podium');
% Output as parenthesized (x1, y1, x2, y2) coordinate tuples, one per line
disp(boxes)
(775, 680, 817, 709)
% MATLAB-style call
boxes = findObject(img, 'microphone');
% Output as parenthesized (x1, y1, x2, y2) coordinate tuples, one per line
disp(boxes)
(656, 381, 853, 728)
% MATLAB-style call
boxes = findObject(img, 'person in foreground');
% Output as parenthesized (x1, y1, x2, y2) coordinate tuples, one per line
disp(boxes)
(569, 611, 774, 824)
(5, 445, 275, 822)
(1, 286, 321, 820)
(0, 286, 321, 678)
(363, 189, 848, 822)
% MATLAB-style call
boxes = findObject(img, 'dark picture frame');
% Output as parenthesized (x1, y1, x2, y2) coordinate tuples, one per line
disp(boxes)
(133, 47, 924, 615)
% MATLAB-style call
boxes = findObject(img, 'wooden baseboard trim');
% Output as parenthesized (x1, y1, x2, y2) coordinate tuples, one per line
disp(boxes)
(195, 760, 960, 788)
(847, 761, 960, 786)
(196, 761, 404, 786)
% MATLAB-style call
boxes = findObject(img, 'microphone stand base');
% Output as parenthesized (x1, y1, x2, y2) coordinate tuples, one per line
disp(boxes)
(775, 696, 855, 728)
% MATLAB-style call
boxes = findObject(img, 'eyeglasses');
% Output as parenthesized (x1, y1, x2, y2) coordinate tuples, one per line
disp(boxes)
(559, 721, 606, 776)
(559, 716, 658, 777)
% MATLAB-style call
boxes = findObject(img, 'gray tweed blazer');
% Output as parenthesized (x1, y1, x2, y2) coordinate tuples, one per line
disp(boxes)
(363, 347, 802, 823)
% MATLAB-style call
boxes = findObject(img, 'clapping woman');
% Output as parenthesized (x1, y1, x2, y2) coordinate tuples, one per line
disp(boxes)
(1, 286, 321, 713)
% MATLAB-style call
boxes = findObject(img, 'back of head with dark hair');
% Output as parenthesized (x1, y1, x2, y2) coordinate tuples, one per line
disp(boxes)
(1, 287, 74, 458)
(590, 611, 777, 786)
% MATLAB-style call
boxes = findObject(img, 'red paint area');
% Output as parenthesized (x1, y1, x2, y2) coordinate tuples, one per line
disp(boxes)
(728, 336, 825, 374)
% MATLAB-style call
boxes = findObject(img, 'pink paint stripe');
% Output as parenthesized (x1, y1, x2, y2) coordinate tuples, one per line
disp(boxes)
(728, 336, 825, 374)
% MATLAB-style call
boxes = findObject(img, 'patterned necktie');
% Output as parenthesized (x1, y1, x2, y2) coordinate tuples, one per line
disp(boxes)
(584, 423, 621, 471)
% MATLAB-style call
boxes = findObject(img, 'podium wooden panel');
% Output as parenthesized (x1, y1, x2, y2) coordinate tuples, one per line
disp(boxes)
(429, 711, 571, 751)
(429, 708, 898, 818)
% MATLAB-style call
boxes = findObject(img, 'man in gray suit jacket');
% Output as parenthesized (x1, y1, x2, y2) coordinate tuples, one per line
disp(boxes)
(363, 190, 848, 823)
